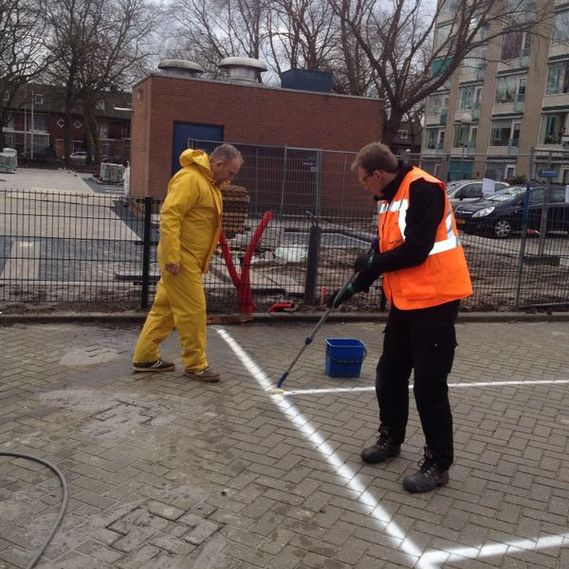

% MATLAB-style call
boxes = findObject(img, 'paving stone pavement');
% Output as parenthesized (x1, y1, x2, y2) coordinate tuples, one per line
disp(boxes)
(0, 319, 568, 569)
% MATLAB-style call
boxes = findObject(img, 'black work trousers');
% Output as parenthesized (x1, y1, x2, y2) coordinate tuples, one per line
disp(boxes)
(375, 300, 459, 470)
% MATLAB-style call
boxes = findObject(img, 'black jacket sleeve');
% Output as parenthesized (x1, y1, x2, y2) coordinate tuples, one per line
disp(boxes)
(352, 180, 445, 292)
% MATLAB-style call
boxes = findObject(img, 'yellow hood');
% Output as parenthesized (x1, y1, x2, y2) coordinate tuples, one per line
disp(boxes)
(179, 149, 213, 179)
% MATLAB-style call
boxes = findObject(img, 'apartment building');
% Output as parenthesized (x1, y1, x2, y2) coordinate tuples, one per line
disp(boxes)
(422, 0, 569, 184)
(2, 85, 131, 163)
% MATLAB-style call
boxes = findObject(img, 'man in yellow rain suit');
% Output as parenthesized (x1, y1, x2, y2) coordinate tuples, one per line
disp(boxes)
(132, 144, 244, 382)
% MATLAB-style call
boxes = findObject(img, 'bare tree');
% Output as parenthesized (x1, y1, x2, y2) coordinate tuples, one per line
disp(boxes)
(266, 0, 339, 73)
(0, 0, 49, 149)
(167, 0, 268, 76)
(331, 0, 551, 144)
(44, 0, 158, 164)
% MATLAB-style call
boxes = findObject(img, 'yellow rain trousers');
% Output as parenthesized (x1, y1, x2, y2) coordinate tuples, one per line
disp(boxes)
(133, 149, 222, 371)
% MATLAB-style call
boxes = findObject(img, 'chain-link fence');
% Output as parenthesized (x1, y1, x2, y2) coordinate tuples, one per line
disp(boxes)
(1, 188, 568, 314)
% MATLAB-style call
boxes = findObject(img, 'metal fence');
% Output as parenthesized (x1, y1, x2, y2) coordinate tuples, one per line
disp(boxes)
(189, 139, 365, 215)
(190, 140, 569, 213)
(1, 188, 568, 313)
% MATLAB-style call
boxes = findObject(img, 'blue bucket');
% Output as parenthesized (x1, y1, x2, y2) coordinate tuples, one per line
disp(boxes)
(325, 338, 367, 378)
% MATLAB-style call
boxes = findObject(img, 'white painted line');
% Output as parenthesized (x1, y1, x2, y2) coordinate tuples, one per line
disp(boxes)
(282, 378, 569, 397)
(420, 532, 569, 566)
(217, 328, 568, 568)
(216, 327, 425, 568)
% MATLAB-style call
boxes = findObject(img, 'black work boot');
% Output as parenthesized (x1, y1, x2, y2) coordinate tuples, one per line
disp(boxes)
(403, 448, 449, 493)
(361, 428, 401, 464)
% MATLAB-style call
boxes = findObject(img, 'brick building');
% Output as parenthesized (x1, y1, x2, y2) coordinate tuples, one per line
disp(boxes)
(2, 84, 131, 163)
(129, 60, 384, 211)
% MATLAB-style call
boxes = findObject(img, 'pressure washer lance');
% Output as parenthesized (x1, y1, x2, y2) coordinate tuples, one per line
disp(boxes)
(267, 271, 358, 395)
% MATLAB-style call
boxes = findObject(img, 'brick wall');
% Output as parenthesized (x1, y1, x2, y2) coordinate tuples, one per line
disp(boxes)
(130, 74, 384, 211)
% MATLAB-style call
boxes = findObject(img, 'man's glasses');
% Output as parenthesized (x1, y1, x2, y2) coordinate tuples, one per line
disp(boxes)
(359, 172, 373, 184)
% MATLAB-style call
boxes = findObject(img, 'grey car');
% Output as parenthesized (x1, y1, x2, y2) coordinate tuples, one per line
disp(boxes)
(447, 179, 510, 206)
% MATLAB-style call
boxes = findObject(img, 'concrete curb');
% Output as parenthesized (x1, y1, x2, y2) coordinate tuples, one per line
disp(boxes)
(1, 310, 569, 325)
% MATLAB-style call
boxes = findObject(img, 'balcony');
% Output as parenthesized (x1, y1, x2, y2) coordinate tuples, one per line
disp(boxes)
(471, 103, 481, 120)
(513, 94, 525, 113)
(475, 66, 486, 81)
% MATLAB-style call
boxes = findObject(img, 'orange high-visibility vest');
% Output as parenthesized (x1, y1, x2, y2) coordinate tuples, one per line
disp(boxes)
(378, 167, 473, 310)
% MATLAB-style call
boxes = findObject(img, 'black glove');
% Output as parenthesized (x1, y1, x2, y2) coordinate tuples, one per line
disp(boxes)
(326, 284, 355, 308)
(354, 253, 374, 273)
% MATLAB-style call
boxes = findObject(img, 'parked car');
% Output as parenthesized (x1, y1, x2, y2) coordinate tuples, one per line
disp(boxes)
(453, 185, 569, 238)
(446, 179, 510, 206)
(69, 150, 88, 162)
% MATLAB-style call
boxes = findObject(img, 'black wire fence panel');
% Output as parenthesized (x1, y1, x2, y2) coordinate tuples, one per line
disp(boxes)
(1, 192, 568, 313)
(0, 190, 160, 311)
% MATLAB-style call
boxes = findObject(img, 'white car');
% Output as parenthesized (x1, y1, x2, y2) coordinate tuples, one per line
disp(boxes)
(69, 151, 88, 162)
(447, 179, 510, 206)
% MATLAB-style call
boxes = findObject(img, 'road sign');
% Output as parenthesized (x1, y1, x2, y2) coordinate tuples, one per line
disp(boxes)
(538, 169, 558, 178)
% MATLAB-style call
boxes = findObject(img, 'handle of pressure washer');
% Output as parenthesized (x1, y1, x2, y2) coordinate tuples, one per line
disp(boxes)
(276, 270, 358, 388)
(275, 241, 375, 390)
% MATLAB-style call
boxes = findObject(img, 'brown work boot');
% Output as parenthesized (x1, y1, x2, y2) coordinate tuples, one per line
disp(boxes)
(133, 359, 175, 372)
(185, 366, 221, 382)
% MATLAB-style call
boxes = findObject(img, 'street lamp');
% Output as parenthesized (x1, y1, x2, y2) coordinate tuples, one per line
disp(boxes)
(458, 113, 472, 178)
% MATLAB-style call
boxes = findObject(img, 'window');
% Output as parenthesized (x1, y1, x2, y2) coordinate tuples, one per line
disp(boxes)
(491, 119, 520, 146)
(99, 120, 108, 138)
(34, 94, 44, 105)
(453, 124, 470, 148)
(426, 128, 439, 149)
(501, 30, 531, 60)
(462, 46, 486, 73)
(429, 93, 449, 114)
(470, 126, 478, 148)
(32, 114, 48, 132)
(506, 0, 537, 24)
(434, 25, 451, 50)
(426, 128, 444, 150)
(440, 0, 459, 15)
(459, 184, 483, 199)
(518, 78, 526, 100)
(540, 112, 568, 144)
(553, 10, 569, 44)
(474, 86, 483, 105)
(453, 124, 477, 149)
(546, 60, 569, 94)
(96, 100, 105, 111)
(458, 86, 474, 110)
(431, 58, 451, 78)
(495, 75, 526, 103)
(398, 130, 408, 140)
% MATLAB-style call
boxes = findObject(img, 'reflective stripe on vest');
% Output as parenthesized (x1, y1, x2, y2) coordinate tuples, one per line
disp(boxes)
(378, 199, 459, 256)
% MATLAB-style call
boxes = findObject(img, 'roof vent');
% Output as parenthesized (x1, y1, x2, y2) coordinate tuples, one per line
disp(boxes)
(157, 59, 204, 78)
(218, 57, 267, 83)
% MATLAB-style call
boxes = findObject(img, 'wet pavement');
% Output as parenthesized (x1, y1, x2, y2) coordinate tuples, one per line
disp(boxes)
(0, 318, 568, 568)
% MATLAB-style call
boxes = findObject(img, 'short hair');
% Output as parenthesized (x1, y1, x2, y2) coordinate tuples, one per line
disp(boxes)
(210, 143, 243, 164)
(351, 142, 399, 174)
